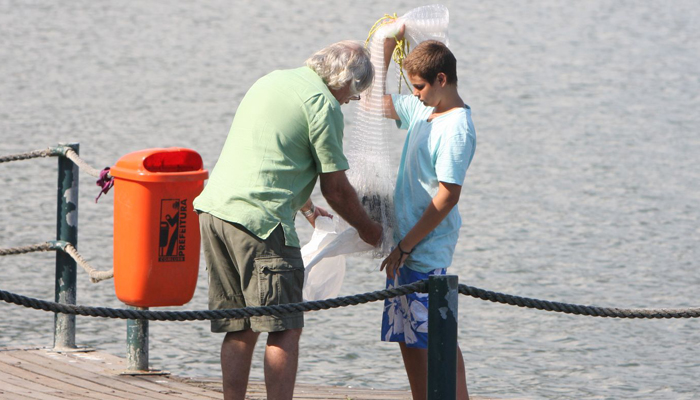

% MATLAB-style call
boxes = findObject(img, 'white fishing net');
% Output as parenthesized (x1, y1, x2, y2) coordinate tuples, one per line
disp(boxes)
(345, 4, 450, 256)
(302, 5, 451, 300)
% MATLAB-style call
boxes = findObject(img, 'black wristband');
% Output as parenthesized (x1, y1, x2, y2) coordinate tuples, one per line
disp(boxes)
(397, 240, 413, 256)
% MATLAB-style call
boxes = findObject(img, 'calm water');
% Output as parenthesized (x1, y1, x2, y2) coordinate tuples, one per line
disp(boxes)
(2, 1, 700, 399)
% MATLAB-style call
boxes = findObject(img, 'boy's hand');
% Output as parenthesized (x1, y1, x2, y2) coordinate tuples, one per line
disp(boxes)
(384, 23, 405, 52)
(380, 243, 410, 279)
(385, 21, 405, 41)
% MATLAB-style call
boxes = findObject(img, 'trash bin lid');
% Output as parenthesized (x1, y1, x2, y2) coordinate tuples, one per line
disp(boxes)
(110, 148, 209, 182)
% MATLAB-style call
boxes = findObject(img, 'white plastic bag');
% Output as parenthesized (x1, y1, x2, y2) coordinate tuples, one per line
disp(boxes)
(301, 216, 374, 301)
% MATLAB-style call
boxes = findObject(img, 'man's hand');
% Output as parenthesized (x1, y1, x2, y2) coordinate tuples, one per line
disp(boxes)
(360, 220, 383, 247)
(319, 170, 383, 247)
(302, 205, 333, 229)
(300, 196, 334, 229)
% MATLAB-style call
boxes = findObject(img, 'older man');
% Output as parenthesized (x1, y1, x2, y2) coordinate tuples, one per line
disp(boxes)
(193, 41, 382, 400)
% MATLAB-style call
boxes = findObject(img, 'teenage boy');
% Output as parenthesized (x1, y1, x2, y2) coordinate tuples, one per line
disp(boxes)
(380, 28, 476, 400)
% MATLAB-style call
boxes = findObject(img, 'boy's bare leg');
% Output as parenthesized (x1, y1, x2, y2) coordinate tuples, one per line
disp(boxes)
(399, 343, 428, 400)
(264, 328, 303, 400)
(457, 345, 470, 400)
(399, 343, 470, 400)
(221, 329, 260, 400)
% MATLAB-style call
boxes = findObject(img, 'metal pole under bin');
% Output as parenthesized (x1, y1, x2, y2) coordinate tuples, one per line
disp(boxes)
(127, 306, 149, 371)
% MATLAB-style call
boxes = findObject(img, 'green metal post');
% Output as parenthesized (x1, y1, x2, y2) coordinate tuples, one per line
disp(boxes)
(428, 275, 459, 400)
(54, 143, 79, 351)
(127, 306, 149, 371)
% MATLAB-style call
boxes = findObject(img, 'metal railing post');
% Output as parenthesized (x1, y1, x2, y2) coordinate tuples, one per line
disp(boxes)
(54, 143, 79, 350)
(127, 306, 149, 371)
(427, 274, 458, 400)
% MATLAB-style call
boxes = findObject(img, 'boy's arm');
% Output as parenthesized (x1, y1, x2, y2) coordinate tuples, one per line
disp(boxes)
(382, 25, 404, 121)
(380, 181, 462, 279)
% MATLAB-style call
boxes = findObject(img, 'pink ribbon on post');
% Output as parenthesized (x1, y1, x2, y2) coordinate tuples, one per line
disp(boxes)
(95, 167, 114, 203)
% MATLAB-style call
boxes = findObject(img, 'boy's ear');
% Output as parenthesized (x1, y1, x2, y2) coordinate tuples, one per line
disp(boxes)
(436, 72, 447, 87)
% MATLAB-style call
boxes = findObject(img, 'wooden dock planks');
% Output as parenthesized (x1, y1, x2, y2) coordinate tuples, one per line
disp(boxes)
(0, 348, 420, 400)
(0, 349, 211, 400)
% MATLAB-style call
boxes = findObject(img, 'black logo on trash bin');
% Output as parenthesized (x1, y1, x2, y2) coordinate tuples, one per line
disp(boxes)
(159, 199, 188, 262)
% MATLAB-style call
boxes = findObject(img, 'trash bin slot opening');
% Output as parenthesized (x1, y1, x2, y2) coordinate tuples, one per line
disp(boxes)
(143, 151, 203, 173)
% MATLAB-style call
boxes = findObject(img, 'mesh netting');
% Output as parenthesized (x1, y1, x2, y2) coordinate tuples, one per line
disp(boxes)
(345, 5, 450, 256)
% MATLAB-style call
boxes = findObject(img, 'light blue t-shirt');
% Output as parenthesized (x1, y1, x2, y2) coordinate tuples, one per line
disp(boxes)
(392, 94, 476, 272)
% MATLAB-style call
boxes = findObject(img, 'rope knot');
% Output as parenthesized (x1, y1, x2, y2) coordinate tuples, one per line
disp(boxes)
(95, 167, 114, 203)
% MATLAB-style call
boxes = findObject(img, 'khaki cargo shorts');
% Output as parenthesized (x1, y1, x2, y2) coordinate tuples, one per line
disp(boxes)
(199, 212, 304, 333)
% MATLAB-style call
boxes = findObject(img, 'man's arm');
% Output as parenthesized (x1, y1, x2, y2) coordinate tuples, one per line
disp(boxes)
(319, 170, 382, 246)
(380, 181, 462, 279)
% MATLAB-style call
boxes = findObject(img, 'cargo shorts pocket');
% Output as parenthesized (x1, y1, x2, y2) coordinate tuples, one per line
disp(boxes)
(254, 257, 304, 306)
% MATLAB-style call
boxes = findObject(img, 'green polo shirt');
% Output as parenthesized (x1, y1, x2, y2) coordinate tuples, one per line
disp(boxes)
(193, 67, 348, 248)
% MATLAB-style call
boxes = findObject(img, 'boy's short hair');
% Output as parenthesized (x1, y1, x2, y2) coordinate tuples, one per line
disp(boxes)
(403, 40, 457, 85)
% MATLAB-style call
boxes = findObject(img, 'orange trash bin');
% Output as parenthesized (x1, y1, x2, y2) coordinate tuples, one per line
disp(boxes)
(110, 148, 209, 307)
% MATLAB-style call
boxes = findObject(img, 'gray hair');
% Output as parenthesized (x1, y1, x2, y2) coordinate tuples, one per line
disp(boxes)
(305, 40, 374, 94)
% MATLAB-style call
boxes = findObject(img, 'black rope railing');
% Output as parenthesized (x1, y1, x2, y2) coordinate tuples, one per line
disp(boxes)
(458, 284, 700, 319)
(2, 280, 700, 321)
(0, 281, 428, 321)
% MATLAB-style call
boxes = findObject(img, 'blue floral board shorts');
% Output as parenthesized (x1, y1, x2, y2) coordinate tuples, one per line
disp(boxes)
(381, 266, 447, 349)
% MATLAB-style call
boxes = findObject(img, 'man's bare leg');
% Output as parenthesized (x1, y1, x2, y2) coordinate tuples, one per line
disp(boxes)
(221, 329, 260, 400)
(264, 328, 303, 400)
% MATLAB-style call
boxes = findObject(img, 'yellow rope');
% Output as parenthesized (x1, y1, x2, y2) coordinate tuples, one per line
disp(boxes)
(365, 13, 412, 93)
